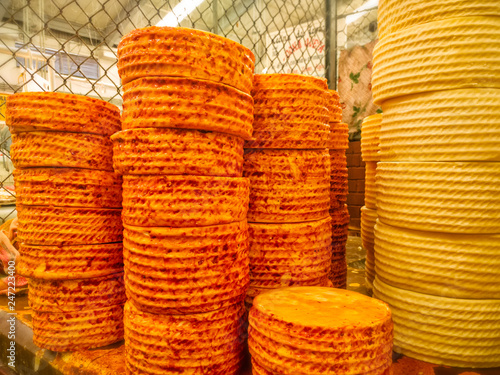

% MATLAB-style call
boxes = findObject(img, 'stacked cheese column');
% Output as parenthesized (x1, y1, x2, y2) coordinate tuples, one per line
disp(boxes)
(372, 0, 500, 368)
(244, 74, 332, 307)
(327, 90, 350, 288)
(248, 287, 393, 375)
(115, 27, 254, 374)
(7, 92, 125, 351)
(360, 114, 382, 293)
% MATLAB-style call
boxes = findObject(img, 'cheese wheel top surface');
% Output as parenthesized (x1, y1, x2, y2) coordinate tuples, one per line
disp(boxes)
(253, 286, 390, 329)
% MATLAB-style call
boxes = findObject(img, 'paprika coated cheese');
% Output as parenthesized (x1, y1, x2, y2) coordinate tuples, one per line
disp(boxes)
(120, 77, 254, 139)
(117, 27, 255, 94)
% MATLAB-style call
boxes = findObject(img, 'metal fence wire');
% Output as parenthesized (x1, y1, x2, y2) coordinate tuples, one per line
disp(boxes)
(0, 0, 378, 222)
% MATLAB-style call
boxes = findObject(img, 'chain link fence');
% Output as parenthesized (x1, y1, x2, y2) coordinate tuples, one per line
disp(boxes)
(0, 0, 378, 222)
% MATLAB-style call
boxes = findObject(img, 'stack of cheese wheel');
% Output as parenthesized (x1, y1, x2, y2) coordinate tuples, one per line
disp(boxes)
(360, 114, 382, 292)
(243, 74, 334, 306)
(116, 27, 254, 374)
(328, 90, 349, 288)
(7, 92, 125, 351)
(372, 0, 500, 368)
(248, 287, 394, 375)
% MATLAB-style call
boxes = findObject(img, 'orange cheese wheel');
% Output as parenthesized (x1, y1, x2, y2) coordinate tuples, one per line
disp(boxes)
(123, 221, 249, 314)
(29, 273, 125, 312)
(6, 92, 120, 136)
(112, 128, 244, 177)
(244, 149, 330, 223)
(329, 122, 349, 150)
(117, 27, 255, 94)
(246, 74, 330, 149)
(17, 206, 123, 245)
(122, 175, 249, 227)
(328, 89, 343, 123)
(249, 287, 393, 374)
(124, 301, 246, 375)
(18, 242, 123, 280)
(14, 168, 122, 208)
(32, 305, 124, 352)
(120, 77, 253, 139)
(11, 131, 113, 171)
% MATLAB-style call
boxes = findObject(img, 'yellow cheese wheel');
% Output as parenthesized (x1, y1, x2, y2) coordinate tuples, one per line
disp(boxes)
(122, 175, 248, 227)
(361, 114, 382, 162)
(372, 16, 500, 104)
(365, 161, 377, 210)
(121, 77, 253, 139)
(14, 168, 122, 208)
(6, 92, 120, 136)
(380, 89, 500, 162)
(117, 27, 255, 94)
(377, 162, 500, 233)
(32, 305, 124, 352)
(11, 131, 113, 170)
(247, 74, 329, 149)
(112, 128, 244, 176)
(375, 221, 500, 299)
(244, 149, 330, 223)
(378, 0, 500, 39)
(361, 206, 378, 286)
(17, 206, 123, 245)
(29, 273, 125, 312)
(123, 221, 249, 314)
(18, 242, 123, 280)
(374, 277, 500, 368)
(249, 287, 393, 374)
(124, 301, 246, 375)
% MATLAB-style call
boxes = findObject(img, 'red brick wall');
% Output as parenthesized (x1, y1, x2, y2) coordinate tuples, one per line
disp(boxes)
(346, 141, 365, 231)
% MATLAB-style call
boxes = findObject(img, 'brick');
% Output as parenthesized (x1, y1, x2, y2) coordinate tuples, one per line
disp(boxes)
(349, 141, 361, 154)
(348, 167, 365, 180)
(350, 153, 362, 167)
(347, 193, 365, 206)
(348, 205, 362, 219)
(360, 159, 366, 167)
(349, 218, 361, 231)
(356, 180, 365, 192)
(348, 180, 357, 192)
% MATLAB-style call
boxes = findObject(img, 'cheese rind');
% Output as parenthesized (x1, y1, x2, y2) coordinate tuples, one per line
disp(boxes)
(122, 175, 249, 227)
(117, 27, 255, 94)
(361, 114, 382, 162)
(365, 161, 377, 209)
(18, 243, 123, 279)
(14, 168, 122, 208)
(380, 89, 500, 162)
(377, 162, 500, 233)
(375, 221, 500, 299)
(373, 277, 500, 368)
(17, 206, 123, 245)
(11, 131, 113, 170)
(372, 16, 500, 104)
(6, 92, 120, 136)
(244, 149, 330, 223)
(112, 128, 244, 176)
(378, 0, 500, 38)
(120, 77, 253, 139)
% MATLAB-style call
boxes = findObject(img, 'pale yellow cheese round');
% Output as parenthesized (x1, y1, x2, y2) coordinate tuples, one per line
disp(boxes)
(380, 89, 500, 161)
(378, 0, 500, 39)
(374, 277, 500, 368)
(377, 162, 500, 233)
(365, 161, 377, 210)
(361, 206, 377, 286)
(361, 114, 382, 162)
(372, 16, 500, 104)
(375, 221, 500, 299)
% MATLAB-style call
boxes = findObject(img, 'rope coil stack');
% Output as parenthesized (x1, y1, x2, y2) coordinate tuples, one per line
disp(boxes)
(116, 26, 254, 374)
(372, 0, 500, 367)
(7, 92, 125, 351)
